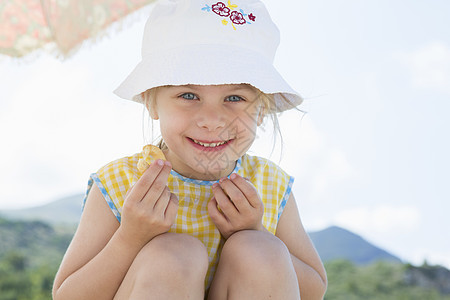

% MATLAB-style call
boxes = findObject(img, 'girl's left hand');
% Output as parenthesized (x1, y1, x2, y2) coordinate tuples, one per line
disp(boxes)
(208, 173, 265, 239)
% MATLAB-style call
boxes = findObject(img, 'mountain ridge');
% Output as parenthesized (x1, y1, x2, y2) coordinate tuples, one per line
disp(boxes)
(1, 194, 402, 265)
(0, 194, 84, 225)
(309, 225, 402, 264)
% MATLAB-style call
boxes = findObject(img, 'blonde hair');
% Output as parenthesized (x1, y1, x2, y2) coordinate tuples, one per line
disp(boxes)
(141, 85, 298, 155)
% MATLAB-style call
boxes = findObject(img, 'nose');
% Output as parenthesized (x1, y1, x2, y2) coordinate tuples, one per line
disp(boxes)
(196, 103, 226, 131)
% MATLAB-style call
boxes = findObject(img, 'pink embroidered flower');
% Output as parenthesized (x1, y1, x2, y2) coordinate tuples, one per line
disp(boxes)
(248, 13, 256, 22)
(212, 2, 230, 17)
(230, 11, 245, 25)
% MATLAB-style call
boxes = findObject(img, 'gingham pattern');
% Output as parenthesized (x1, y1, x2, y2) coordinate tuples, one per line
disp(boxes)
(83, 151, 294, 290)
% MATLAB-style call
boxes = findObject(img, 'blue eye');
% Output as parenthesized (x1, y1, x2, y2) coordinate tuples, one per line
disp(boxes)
(180, 93, 198, 100)
(226, 95, 244, 102)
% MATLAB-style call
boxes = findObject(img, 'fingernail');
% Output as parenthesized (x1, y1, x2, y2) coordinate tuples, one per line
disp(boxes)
(157, 159, 164, 166)
(164, 160, 171, 167)
(230, 173, 237, 180)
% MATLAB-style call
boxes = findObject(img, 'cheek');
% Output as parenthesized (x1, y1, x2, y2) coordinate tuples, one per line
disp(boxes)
(237, 108, 260, 134)
(243, 103, 263, 124)
(229, 114, 259, 152)
(158, 111, 189, 139)
(159, 118, 179, 136)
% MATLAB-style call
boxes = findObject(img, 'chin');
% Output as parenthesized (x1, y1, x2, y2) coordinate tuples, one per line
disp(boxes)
(189, 156, 236, 179)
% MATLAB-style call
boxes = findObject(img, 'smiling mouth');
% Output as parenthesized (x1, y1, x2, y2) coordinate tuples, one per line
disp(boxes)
(190, 138, 231, 148)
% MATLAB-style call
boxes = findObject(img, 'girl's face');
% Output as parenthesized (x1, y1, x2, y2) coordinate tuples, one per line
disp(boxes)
(152, 84, 264, 180)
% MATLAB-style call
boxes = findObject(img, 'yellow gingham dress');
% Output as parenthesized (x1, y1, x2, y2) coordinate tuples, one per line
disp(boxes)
(84, 151, 294, 290)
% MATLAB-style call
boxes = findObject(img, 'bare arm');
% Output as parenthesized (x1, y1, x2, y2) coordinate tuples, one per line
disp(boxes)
(275, 194, 328, 300)
(53, 160, 178, 300)
(52, 184, 141, 299)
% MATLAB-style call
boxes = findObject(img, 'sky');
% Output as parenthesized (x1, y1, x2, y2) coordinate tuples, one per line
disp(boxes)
(1, 0, 449, 268)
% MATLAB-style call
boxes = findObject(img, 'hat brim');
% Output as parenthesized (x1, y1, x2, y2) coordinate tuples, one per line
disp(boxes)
(114, 44, 302, 112)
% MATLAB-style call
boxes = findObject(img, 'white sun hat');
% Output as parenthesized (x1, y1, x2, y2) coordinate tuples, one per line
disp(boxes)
(114, 0, 302, 112)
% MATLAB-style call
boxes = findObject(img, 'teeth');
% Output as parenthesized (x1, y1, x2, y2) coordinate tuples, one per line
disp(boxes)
(193, 139, 227, 147)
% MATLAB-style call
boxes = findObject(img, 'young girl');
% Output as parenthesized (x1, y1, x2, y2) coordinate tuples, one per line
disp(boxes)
(53, 0, 327, 299)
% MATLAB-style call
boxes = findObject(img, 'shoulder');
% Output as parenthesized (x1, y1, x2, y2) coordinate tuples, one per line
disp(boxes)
(96, 152, 142, 179)
(94, 151, 143, 196)
(240, 155, 295, 229)
(89, 151, 143, 221)
(240, 154, 294, 198)
(240, 154, 291, 179)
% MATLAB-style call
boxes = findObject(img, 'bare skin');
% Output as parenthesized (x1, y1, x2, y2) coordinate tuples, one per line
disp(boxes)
(52, 160, 179, 300)
(207, 230, 301, 300)
(114, 233, 208, 299)
(53, 85, 327, 299)
(53, 166, 326, 299)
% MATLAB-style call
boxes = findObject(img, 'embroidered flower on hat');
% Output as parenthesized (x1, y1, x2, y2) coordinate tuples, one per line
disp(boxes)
(202, 1, 256, 30)
(230, 11, 245, 25)
(212, 2, 230, 17)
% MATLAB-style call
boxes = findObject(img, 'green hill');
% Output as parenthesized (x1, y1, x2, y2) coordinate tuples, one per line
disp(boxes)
(324, 259, 450, 299)
(0, 217, 73, 268)
(0, 215, 449, 299)
(309, 226, 402, 265)
(2, 195, 403, 266)
(0, 217, 74, 299)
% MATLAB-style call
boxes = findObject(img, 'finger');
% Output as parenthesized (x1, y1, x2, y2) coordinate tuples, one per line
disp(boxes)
(153, 186, 171, 213)
(126, 159, 166, 204)
(164, 193, 179, 224)
(229, 173, 261, 208)
(125, 184, 134, 198)
(218, 177, 251, 213)
(212, 183, 239, 219)
(208, 197, 230, 227)
(141, 160, 172, 205)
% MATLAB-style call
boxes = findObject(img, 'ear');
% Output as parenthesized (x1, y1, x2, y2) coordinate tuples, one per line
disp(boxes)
(256, 105, 265, 126)
(146, 100, 159, 120)
(149, 109, 159, 120)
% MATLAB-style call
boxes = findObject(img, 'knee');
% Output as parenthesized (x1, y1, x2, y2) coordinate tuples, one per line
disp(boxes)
(134, 233, 209, 280)
(221, 230, 292, 274)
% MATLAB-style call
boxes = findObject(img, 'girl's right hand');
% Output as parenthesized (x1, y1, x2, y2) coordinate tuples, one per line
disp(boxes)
(117, 159, 178, 248)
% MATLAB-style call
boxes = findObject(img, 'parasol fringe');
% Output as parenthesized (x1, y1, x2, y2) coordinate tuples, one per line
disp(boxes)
(54, 2, 157, 60)
(0, 0, 157, 62)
